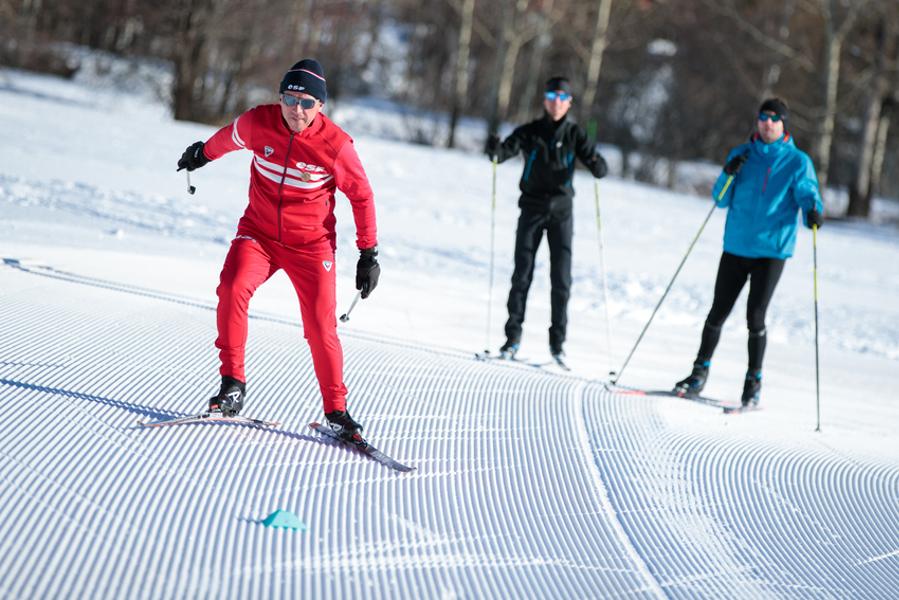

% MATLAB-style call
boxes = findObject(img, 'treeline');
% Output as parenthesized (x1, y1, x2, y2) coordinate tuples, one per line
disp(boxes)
(2, 0, 897, 216)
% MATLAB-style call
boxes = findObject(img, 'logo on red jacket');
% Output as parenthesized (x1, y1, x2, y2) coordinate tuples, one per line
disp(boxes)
(296, 161, 327, 182)
(322, 260, 333, 272)
(264, 146, 274, 157)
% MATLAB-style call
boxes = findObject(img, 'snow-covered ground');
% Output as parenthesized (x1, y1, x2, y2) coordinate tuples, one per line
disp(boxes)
(1, 68, 897, 598)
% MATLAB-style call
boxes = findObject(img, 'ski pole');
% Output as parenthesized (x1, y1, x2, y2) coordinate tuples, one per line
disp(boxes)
(610, 174, 734, 384)
(339, 291, 362, 323)
(186, 171, 196, 195)
(812, 223, 821, 432)
(484, 156, 498, 354)
(594, 178, 613, 372)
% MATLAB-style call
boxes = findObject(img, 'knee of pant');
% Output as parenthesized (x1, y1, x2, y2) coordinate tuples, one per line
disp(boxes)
(217, 279, 253, 305)
(703, 320, 723, 332)
(748, 327, 767, 339)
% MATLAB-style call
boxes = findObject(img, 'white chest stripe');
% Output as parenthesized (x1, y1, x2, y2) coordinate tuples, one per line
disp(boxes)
(254, 154, 330, 182)
(252, 159, 333, 190)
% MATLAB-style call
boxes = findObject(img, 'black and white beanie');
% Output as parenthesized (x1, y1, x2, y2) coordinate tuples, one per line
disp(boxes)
(279, 59, 327, 102)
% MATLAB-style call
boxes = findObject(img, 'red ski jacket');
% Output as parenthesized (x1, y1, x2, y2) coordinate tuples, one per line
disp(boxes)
(203, 104, 377, 251)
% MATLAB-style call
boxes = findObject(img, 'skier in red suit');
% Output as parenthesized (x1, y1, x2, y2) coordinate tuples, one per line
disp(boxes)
(177, 58, 379, 440)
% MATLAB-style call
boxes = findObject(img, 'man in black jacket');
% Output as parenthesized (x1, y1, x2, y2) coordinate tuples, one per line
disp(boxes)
(486, 76, 608, 361)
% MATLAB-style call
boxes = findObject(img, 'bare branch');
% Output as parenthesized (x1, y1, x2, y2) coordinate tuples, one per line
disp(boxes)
(698, 0, 816, 72)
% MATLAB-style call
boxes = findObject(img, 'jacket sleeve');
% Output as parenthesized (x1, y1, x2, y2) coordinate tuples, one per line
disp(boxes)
(711, 146, 744, 207)
(332, 140, 378, 250)
(574, 125, 608, 178)
(203, 109, 255, 160)
(495, 125, 527, 163)
(794, 154, 824, 226)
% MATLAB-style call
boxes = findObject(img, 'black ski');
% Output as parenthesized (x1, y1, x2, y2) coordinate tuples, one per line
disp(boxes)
(722, 403, 762, 415)
(138, 411, 280, 428)
(475, 351, 531, 362)
(551, 355, 571, 372)
(309, 422, 415, 473)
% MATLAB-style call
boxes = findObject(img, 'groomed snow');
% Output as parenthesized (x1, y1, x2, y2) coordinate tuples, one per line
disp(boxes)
(1, 67, 897, 598)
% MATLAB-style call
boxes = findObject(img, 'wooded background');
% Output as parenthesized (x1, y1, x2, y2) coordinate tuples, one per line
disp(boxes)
(3, 0, 897, 217)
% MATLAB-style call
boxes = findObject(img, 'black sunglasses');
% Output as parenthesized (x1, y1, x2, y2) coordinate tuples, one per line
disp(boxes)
(281, 94, 317, 110)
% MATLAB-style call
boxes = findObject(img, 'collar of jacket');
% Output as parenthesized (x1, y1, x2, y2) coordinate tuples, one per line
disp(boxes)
(750, 131, 793, 158)
(542, 112, 568, 131)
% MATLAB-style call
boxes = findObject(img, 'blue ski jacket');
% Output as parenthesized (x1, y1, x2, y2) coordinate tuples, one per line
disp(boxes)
(712, 133, 823, 259)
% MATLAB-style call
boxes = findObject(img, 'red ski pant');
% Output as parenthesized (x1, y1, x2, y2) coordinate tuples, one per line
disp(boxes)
(215, 236, 347, 412)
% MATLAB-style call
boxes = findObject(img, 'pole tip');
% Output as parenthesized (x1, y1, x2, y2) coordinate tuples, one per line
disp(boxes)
(339, 314, 349, 322)
(188, 186, 196, 195)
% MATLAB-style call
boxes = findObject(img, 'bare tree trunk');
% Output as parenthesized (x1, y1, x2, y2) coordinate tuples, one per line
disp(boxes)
(815, 0, 865, 190)
(486, 1, 513, 135)
(172, 0, 213, 122)
(760, 0, 795, 98)
(848, 18, 890, 218)
(580, 0, 612, 118)
(815, 29, 841, 190)
(447, 0, 474, 148)
(496, 31, 524, 124)
(869, 101, 892, 202)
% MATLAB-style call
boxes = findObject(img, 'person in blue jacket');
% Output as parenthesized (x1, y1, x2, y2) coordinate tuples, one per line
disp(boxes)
(675, 98, 824, 406)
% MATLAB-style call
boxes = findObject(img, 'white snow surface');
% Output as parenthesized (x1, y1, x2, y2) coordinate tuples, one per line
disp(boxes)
(1, 68, 898, 598)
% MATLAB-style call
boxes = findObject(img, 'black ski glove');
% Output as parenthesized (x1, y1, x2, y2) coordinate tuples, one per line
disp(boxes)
(177, 141, 211, 172)
(586, 154, 608, 179)
(723, 153, 748, 175)
(806, 209, 824, 229)
(356, 247, 380, 299)
(484, 134, 500, 160)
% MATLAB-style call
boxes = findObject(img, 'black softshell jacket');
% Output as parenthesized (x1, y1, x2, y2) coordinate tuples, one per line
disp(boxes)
(494, 113, 607, 212)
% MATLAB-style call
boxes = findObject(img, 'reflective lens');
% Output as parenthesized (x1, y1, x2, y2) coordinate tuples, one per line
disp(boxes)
(282, 94, 317, 109)
(758, 112, 783, 122)
(545, 91, 572, 102)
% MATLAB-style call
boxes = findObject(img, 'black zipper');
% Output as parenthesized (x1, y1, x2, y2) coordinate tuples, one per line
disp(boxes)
(277, 133, 296, 243)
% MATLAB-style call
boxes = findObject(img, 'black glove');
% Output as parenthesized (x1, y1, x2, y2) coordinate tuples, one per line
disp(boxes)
(177, 141, 211, 172)
(586, 154, 608, 179)
(806, 209, 824, 229)
(484, 134, 500, 160)
(723, 153, 748, 175)
(356, 247, 380, 299)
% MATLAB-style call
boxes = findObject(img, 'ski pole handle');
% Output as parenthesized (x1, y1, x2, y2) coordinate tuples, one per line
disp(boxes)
(339, 291, 362, 323)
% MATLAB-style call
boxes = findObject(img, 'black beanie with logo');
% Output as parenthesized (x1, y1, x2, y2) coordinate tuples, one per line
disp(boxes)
(279, 59, 327, 102)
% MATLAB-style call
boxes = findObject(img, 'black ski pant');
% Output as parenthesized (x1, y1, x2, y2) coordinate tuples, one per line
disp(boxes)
(695, 251, 786, 373)
(504, 205, 573, 350)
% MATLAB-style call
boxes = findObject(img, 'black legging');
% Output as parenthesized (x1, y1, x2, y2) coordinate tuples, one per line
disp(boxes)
(696, 251, 786, 372)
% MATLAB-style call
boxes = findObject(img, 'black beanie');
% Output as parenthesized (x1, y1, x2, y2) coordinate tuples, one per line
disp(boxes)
(759, 97, 788, 120)
(545, 76, 572, 95)
(279, 59, 327, 102)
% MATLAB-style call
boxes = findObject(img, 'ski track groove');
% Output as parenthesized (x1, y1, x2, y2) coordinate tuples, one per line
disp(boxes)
(1, 262, 897, 597)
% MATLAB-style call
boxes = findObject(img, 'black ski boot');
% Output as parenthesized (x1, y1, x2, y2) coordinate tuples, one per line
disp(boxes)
(325, 410, 364, 442)
(209, 375, 245, 416)
(674, 361, 710, 397)
(499, 339, 520, 360)
(741, 370, 762, 407)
